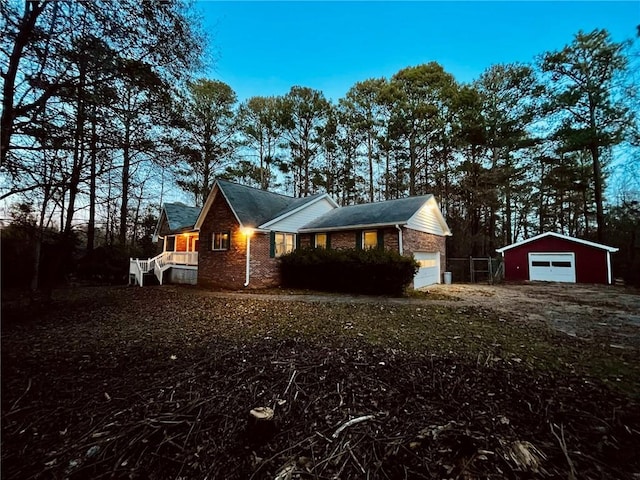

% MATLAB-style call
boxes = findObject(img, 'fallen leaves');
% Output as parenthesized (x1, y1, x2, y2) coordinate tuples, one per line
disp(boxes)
(1, 285, 639, 479)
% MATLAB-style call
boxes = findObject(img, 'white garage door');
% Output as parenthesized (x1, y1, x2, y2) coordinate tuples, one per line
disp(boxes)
(528, 253, 576, 283)
(414, 252, 440, 288)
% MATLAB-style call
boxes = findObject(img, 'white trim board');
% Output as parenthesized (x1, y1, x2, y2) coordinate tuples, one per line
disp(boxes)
(497, 232, 618, 253)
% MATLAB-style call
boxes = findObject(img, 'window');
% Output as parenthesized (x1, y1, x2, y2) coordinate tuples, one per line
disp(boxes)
(315, 233, 327, 249)
(552, 261, 572, 268)
(417, 258, 437, 268)
(211, 232, 230, 251)
(166, 236, 175, 252)
(531, 261, 550, 267)
(363, 230, 378, 250)
(275, 233, 296, 257)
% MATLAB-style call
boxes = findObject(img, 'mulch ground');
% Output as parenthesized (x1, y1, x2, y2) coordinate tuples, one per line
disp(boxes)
(2, 286, 639, 479)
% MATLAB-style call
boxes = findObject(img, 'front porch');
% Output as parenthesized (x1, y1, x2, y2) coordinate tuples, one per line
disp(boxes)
(130, 232, 199, 286)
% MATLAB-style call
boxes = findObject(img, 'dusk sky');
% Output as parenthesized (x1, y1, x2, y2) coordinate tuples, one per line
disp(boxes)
(195, 1, 639, 103)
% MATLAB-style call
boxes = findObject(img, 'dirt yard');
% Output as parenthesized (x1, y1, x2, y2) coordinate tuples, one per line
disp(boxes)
(2, 283, 639, 479)
(424, 283, 640, 350)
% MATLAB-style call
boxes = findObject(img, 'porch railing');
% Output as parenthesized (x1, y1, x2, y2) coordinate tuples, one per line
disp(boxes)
(129, 251, 198, 286)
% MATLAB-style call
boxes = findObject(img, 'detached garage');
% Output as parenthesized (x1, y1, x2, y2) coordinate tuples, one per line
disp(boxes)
(496, 232, 618, 285)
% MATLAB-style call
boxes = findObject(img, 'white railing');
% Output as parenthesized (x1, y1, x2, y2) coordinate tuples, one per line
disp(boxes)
(129, 258, 147, 287)
(164, 251, 198, 266)
(129, 251, 198, 287)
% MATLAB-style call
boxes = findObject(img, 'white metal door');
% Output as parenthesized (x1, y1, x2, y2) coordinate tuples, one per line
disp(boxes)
(528, 252, 576, 283)
(414, 252, 440, 288)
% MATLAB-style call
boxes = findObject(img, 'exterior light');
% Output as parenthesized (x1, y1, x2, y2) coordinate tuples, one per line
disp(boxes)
(241, 227, 254, 237)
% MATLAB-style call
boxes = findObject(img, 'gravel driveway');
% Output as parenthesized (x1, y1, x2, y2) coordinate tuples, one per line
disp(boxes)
(424, 283, 640, 350)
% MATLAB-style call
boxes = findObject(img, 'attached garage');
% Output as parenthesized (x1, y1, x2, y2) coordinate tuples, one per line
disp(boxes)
(496, 232, 618, 285)
(414, 252, 440, 288)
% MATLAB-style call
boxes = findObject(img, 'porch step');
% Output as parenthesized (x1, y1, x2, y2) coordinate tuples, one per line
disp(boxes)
(143, 272, 160, 286)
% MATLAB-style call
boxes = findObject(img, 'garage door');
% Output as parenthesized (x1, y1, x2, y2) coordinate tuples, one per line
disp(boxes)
(528, 253, 576, 283)
(414, 252, 440, 288)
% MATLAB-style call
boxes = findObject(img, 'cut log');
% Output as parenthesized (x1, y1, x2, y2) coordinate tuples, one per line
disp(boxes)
(247, 406, 276, 444)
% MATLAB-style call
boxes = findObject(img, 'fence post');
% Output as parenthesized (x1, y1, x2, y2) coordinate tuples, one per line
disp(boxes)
(469, 256, 473, 283)
(488, 257, 493, 284)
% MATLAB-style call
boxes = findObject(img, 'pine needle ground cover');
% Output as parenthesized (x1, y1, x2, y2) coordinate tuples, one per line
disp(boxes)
(2, 285, 639, 479)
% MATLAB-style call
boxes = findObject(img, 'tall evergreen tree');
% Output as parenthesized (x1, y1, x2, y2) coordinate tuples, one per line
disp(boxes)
(173, 79, 238, 206)
(541, 29, 631, 242)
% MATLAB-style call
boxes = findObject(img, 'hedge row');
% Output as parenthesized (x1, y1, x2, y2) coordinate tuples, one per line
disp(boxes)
(279, 247, 419, 296)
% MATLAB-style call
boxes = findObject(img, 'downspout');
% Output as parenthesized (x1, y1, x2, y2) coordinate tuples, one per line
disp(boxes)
(395, 224, 403, 255)
(606, 251, 612, 285)
(244, 234, 251, 287)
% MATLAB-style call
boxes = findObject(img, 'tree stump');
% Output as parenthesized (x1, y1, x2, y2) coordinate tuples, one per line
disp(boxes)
(247, 406, 276, 444)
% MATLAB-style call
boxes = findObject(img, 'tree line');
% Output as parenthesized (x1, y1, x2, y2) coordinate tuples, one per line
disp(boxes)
(176, 29, 639, 266)
(1, 1, 638, 290)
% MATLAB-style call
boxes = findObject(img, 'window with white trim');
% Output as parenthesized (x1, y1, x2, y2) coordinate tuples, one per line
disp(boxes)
(211, 231, 230, 251)
(362, 230, 378, 250)
(275, 233, 296, 257)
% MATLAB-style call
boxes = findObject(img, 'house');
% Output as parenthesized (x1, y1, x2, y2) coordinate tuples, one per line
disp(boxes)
(129, 202, 200, 286)
(131, 179, 452, 289)
(297, 195, 451, 288)
(496, 232, 619, 284)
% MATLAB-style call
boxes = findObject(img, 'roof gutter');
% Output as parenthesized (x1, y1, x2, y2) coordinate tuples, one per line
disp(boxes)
(395, 224, 403, 255)
(244, 233, 251, 287)
(299, 221, 408, 233)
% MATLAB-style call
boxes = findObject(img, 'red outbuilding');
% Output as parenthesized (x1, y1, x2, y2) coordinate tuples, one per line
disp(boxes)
(496, 232, 618, 284)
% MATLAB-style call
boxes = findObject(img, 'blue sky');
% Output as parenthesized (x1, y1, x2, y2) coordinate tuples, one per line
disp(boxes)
(195, 1, 639, 103)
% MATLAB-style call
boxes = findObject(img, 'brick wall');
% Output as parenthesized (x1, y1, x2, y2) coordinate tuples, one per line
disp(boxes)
(198, 193, 282, 289)
(402, 228, 447, 273)
(198, 194, 246, 289)
(329, 231, 358, 249)
(247, 233, 281, 288)
(305, 228, 401, 252)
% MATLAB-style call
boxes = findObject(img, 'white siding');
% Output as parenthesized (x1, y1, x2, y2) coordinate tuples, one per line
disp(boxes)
(406, 201, 446, 235)
(265, 198, 337, 233)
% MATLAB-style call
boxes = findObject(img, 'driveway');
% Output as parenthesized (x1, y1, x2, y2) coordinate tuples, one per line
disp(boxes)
(425, 283, 640, 350)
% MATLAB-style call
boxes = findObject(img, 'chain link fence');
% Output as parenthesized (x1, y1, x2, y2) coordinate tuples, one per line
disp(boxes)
(445, 257, 503, 284)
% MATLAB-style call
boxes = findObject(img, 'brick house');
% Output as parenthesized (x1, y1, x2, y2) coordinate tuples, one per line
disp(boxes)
(131, 179, 452, 289)
(129, 202, 200, 286)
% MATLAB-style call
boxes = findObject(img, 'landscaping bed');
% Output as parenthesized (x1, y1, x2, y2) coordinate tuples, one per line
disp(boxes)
(2, 285, 639, 479)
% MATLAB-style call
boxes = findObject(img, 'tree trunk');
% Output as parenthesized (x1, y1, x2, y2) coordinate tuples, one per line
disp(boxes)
(367, 132, 374, 202)
(590, 142, 605, 242)
(64, 60, 87, 238)
(87, 107, 97, 252)
(1, 1, 46, 165)
(119, 97, 131, 246)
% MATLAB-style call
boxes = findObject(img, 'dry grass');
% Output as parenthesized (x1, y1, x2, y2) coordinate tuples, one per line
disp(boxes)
(2, 285, 639, 479)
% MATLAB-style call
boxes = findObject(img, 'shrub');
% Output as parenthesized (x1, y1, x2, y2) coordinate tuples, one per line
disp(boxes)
(280, 247, 419, 296)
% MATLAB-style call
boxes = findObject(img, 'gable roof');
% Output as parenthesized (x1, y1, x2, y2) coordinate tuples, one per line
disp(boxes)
(496, 232, 619, 253)
(160, 202, 201, 234)
(217, 179, 296, 227)
(259, 193, 339, 229)
(299, 195, 448, 232)
(194, 179, 329, 230)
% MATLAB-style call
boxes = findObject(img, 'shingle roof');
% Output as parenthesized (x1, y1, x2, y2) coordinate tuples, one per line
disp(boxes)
(495, 232, 619, 253)
(301, 195, 433, 230)
(217, 179, 316, 228)
(163, 202, 201, 232)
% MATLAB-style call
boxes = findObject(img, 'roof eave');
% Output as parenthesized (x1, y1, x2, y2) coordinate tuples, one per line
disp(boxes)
(259, 193, 338, 229)
(299, 221, 408, 233)
(496, 232, 618, 253)
(194, 180, 244, 230)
